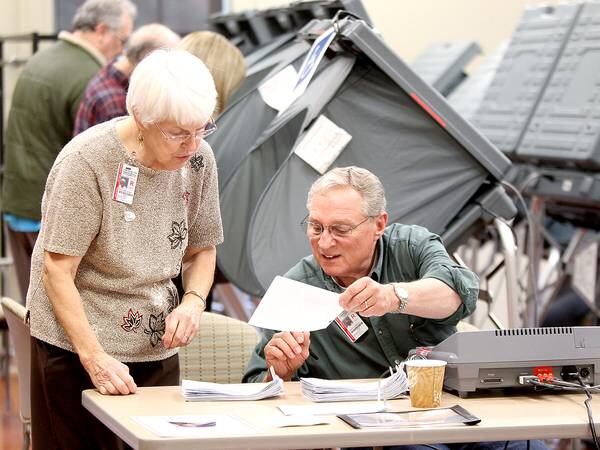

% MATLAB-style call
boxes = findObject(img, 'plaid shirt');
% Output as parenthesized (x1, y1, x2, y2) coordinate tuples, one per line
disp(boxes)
(74, 63, 128, 136)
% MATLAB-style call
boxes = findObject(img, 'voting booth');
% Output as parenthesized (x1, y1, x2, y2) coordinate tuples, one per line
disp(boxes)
(212, 16, 516, 297)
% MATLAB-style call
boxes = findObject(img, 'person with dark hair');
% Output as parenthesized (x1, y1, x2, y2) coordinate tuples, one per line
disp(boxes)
(1, 0, 136, 301)
(74, 23, 180, 135)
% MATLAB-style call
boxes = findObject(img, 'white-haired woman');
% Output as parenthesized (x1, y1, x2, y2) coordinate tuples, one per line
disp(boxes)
(26, 49, 222, 449)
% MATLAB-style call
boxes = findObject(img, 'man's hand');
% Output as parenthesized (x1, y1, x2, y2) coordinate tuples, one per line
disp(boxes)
(339, 277, 397, 317)
(162, 295, 204, 349)
(81, 350, 137, 395)
(264, 331, 310, 381)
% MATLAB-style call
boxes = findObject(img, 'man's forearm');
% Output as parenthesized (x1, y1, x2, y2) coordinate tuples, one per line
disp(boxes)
(396, 278, 462, 319)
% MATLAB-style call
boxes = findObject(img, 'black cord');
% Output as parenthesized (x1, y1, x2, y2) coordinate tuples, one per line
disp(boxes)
(524, 375, 600, 448)
(577, 376, 600, 450)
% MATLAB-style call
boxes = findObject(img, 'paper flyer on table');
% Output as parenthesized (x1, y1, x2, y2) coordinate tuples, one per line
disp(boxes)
(249, 276, 342, 331)
(278, 402, 387, 416)
(132, 414, 255, 438)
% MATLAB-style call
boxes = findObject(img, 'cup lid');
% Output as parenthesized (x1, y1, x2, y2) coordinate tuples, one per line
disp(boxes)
(404, 359, 447, 367)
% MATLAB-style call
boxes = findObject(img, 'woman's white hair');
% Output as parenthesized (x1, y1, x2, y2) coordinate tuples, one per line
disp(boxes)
(307, 166, 387, 217)
(126, 49, 217, 127)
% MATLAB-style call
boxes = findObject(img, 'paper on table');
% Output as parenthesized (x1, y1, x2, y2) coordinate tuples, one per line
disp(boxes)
(132, 415, 255, 438)
(300, 369, 409, 402)
(278, 402, 387, 416)
(249, 276, 342, 331)
(270, 415, 332, 428)
(181, 370, 283, 401)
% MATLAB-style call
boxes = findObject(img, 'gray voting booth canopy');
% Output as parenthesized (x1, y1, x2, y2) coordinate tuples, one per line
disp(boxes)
(216, 18, 516, 296)
(206, 39, 311, 190)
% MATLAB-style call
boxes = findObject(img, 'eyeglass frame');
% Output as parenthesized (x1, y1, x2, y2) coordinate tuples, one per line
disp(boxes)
(154, 118, 217, 143)
(109, 27, 130, 47)
(300, 215, 373, 239)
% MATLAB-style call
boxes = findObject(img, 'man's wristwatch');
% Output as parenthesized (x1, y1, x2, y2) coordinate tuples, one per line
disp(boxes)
(391, 283, 409, 314)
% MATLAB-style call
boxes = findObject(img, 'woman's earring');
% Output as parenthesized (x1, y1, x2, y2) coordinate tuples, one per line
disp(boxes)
(137, 131, 144, 144)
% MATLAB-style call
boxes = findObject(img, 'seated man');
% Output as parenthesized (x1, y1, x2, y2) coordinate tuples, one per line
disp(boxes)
(243, 166, 545, 450)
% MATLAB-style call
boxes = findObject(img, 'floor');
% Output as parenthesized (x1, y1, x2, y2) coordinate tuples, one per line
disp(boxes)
(1, 371, 25, 450)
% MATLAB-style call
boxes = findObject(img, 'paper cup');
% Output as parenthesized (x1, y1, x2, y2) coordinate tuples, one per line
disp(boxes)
(405, 359, 447, 408)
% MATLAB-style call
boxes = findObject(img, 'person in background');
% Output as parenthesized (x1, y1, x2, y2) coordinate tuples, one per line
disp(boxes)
(1, 0, 136, 301)
(179, 30, 246, 117)
(174, 30, 246, 309)
(243, 166, 544, 450)
(27, 49, 222, 449)
(74, 23, 181, 135)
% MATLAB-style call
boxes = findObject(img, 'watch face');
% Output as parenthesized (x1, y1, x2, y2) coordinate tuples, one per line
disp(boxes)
(397, 287, 408, 301)
(393, 284, 409, 313)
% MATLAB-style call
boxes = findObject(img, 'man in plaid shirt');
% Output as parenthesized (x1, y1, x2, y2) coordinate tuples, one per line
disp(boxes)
(74, 23, 180, 135)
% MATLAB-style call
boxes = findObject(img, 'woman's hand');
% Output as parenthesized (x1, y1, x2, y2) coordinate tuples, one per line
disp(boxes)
(162, 295, 204, 349)
(80, 350, 137, 395)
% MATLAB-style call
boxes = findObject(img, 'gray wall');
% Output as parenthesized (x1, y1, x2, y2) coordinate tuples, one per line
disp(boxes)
(54, 0, 222, 34)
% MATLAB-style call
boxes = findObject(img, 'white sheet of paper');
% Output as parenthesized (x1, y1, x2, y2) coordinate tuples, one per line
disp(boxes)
(294, 115, 352, 174)
(249, 276, 342, 331)
(132, 414, 255, 438)
(278, 402, 387, 416)
(270, 415, 332, 427)
(258, 65, 298, 111)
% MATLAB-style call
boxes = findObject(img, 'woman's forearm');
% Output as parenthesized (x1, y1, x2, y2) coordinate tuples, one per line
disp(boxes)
(43, 251, 103, 361)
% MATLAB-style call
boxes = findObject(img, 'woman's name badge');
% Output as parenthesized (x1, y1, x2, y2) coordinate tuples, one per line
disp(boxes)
(113, 162, 139, 205)
(335, 310, 368, 342)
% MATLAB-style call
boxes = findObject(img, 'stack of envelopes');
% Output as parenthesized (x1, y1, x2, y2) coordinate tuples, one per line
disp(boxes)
(181, 372, 284, 401)
(300, 369, 409, 402)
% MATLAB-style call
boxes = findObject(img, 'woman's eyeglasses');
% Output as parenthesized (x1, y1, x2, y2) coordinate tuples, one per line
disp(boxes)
(155, 118, 217, 143)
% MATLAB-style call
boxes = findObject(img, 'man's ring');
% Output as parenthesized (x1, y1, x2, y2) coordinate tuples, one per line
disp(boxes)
(364, 300, 369, 309)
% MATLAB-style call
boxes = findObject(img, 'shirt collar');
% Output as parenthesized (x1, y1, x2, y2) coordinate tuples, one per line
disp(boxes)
(322, 237, 384, 290)
(58, 30, 106, 65)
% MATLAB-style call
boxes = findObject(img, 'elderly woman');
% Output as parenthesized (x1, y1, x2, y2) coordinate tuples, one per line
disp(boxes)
(26, 49, 222, 449)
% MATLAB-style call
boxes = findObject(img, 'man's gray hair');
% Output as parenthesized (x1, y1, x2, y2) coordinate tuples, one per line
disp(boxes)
(72, 0, 137, 31)
(125, 24, 180, 66)
(307, 166, 387, 217)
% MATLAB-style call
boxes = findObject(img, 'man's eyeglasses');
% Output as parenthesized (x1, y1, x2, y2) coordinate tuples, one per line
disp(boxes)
(110, 28, 129, 46)
(300, 216, 372, 239)
(155, 118, 217, 143)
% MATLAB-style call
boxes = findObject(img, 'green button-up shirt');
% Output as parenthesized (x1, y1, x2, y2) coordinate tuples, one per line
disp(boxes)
(243, 223, 479, 383)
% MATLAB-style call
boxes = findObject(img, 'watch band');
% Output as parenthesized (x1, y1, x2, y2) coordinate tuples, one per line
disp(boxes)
(391, 283, 409, 314)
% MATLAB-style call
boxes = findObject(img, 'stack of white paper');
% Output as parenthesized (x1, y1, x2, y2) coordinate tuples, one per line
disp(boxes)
(300, 369, 409, 402)
(181, 374, 284, 401)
